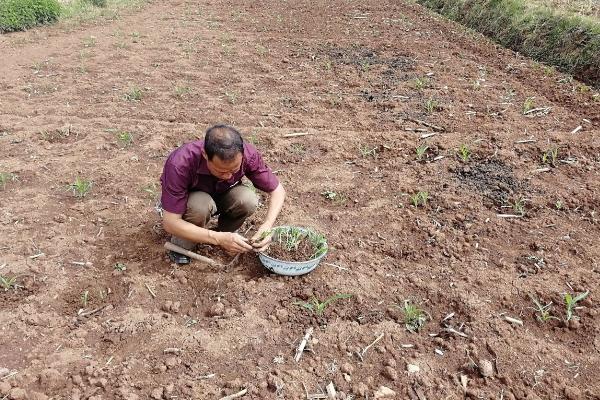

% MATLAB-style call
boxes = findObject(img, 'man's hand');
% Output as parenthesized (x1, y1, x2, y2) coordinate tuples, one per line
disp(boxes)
(250, 226, 273, 253)
(216, 232, 254, 254)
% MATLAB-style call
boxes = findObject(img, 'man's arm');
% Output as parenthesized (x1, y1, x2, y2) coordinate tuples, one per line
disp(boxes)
(251, 183, 286, 251)
(163, 211, 253, 253)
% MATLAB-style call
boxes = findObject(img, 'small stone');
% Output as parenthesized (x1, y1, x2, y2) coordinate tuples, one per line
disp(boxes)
(381, 366, 397, 381)
(275, 308, 289, 322)
(171, 301, 181, 313)
(150, 388, 163, 400)
(165, 357, 178, 369)
(209, 302, 225, 317)
(340, 363, 354, 374)
(72, 374, 83, 386)
(568, 319, 581, 330)
(478, 359, 494, 378)
(39, 368, 65, 390)
(407, 364, 420, 373)
(374, 386, 396, 398)
(354, 383, 368, 397)
(29, 392, 48, 400)
(9, 388, 27, 400)
(173, 270, 187, 284)
(164, 383, 175, 397)
(343, 373, 352, 383)
(267, 374, 284, 391)
(384, 359, 396, 368)
(564, 386, 582, 400)
(53, 214, 67, 223)
(162, 301, 173, 312)
(224, 308, 237, 318)
(0, 382, 11, 396)
(0, 368, 10, 376)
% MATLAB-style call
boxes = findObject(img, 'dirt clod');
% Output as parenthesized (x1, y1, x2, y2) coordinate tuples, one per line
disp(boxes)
(478, 359, 494, 378)
(8, 388, 27, 400)
(381, 366, 398, 381)
(374, 386, 396, 398)
(209, 302, 225, 317)
(150, 387, 163, 400)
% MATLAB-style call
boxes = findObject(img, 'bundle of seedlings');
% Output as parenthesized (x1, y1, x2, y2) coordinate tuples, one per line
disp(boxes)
(261, 226, 328, 262)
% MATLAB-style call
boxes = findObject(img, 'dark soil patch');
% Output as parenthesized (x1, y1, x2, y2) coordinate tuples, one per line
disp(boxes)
(455, 159, 526, 206)
(322, 45, 414, 71)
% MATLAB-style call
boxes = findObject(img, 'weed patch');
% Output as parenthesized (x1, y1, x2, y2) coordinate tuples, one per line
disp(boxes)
(417, 0, 600, 87)
(0, 0, 60, 33)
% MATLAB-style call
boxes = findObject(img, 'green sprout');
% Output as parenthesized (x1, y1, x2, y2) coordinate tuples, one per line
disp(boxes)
(141, 183, 159, 199)
(81, 290, 90, 307)
(0, 275, 17, 291)
(523, 97, 535, 114)
(69, 177, 92, 198)
(117, 131, 133, 147)
(174, 86, 192, 98)
(0, 172, 17, 189)
(359, 60, 370, 72)
(555, 200, 563, 210)
(124, 87, 143, 101)
(424, 98, 440, 114)
(271, 226, 328, 259)
(564, 291, 589, 322)
(359, 144, 378, 158)
(529, 295, 559, 322)
(114, 263, 127, 272)
(400, 300, 428, 332)
(289, 143, 306, 154)
(224, 91, 238, 104)
(413, 77, 430, 90)
(411, 191, 429, 207)
(321, 190, 347, 205)
(415, 144, 429, 161)
(511, 197, 526, 216)
(294, 293, 352, 316)
(458, 144, 471, 162)
(541, 147, 558, 167)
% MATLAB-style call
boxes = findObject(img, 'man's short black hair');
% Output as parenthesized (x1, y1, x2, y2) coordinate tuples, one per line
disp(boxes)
(204, 124, 244, 161)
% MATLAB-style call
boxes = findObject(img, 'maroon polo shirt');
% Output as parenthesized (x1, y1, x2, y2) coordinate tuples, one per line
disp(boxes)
(160, 141, 279, 215)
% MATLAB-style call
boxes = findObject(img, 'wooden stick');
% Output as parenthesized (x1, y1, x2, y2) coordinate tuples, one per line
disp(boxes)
(496, 214, 523, 218)
(219, 388, 247, 400)
(163, 348, 181, 354)
(295, 327, 314, 362)
(282, 132, 313, 138)
(514, 139, 536, 144)
(570, 125, 582, 134)
(78, 305, 108, 318)
(523, 107, 550, 115)
(407, 118, 445, 132)
(0, 371, 17, 380)
(504, 316, 523, 326)
(164, 242, 221, 267)
(145, 283, 156, 298)
(357, 332, 384, 361)
(326, 382, 336, 399)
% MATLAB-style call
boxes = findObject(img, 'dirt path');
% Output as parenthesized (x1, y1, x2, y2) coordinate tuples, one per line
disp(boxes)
(1, 0, 599, 398)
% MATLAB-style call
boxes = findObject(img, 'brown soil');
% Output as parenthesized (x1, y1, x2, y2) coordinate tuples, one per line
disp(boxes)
(264, 237, 321, 262)
(1, 0, 599, 399)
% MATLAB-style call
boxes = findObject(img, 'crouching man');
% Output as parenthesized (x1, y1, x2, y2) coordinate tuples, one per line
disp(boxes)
(160, 124, 285, 264)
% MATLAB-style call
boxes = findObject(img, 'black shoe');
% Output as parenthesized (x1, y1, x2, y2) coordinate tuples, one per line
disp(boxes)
(169, 251, 190, 264)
